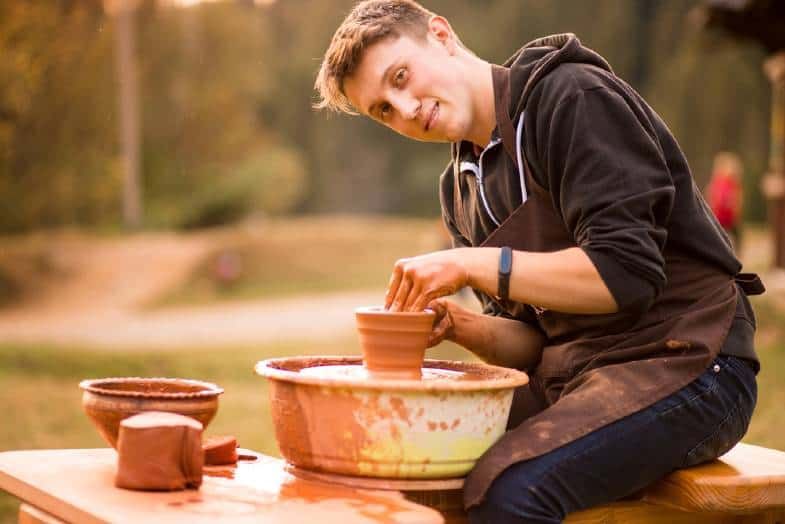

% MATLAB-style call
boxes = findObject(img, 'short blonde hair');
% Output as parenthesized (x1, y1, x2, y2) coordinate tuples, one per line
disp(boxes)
(314, 0, 435, 114)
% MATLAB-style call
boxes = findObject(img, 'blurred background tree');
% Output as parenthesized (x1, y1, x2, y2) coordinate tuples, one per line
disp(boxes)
(0, 0, 772, 232)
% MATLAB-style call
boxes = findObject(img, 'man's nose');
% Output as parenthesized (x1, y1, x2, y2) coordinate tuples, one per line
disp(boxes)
(391, 93, 420, 120)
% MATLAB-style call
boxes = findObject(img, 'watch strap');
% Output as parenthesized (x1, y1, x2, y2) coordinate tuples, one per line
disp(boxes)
(498, 246, 513, 301)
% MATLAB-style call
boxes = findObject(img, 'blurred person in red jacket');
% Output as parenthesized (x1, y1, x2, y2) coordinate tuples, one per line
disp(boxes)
(706, 152, 744, 251)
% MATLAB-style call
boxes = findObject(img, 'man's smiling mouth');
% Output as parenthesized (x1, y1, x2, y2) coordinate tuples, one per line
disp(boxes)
(425, 102, 439, 132)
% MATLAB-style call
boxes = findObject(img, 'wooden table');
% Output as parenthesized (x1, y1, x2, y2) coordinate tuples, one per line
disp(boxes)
(0, 448, 445, 524)
(6, 443, 785, 523)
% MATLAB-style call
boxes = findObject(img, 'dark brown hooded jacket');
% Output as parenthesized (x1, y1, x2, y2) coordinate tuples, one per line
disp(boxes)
(439, 34, 761, 509)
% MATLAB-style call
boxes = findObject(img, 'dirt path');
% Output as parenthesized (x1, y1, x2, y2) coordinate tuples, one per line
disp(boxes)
(0, 288, 381, 350)
(0, 230, 385, 350)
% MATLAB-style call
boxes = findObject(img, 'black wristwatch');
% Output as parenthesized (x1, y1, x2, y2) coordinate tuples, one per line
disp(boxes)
(498, 246, 513, 301)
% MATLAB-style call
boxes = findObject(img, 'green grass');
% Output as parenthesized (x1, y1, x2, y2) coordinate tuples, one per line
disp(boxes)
(740, 296, 785, 450)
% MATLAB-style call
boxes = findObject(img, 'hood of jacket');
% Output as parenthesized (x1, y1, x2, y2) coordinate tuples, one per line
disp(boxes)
(503, 33, 613, 120)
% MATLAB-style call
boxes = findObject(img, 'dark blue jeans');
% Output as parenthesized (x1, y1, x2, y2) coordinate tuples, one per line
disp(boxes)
(468, 354, 758, 523)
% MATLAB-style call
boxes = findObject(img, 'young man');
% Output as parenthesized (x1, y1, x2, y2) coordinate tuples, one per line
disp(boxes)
(315, 1, 764, 522)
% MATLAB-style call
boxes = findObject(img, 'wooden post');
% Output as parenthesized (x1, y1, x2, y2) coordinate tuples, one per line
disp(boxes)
(762, 52, 785, 268)
(105, 0, 143, 229)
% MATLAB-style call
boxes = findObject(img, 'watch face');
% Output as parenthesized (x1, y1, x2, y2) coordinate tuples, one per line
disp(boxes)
(500, 246, 513, 274)
(498, 247, 513, 301)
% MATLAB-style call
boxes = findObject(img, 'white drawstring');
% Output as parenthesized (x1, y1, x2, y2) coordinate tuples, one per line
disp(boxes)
(458, 115, 527, 228)
(459, 160, 501, 227)
(515, 113, 528, 204)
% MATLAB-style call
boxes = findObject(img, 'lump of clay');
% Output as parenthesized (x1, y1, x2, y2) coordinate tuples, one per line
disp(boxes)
(115, 411, 203, 491)
(203, 435, 238, 466)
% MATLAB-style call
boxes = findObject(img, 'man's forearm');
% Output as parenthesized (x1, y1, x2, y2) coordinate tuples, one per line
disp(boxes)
(461, 246, 619, 314)
(450, 306, 545, 370)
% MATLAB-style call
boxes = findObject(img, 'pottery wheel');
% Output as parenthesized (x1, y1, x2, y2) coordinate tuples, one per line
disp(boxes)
(285, 464, 465, 492)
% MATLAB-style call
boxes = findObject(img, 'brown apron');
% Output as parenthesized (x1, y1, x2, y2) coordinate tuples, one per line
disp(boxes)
(461, 66, 741, 508)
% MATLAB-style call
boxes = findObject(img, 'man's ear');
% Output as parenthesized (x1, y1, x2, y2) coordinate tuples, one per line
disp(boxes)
(428, 15, 457, 54)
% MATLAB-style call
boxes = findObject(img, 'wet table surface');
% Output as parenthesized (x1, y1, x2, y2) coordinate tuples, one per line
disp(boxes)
(0, 448, 444, 524)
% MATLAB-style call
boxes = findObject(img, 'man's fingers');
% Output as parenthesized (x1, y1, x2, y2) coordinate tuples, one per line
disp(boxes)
(390, 277, 412, 312)
(405, 281, 427, 311)
(411, 290, 434, 313)
(427, 298, 446, 316)
(428, 323, 447, 347)
(385, 267, 403, 309)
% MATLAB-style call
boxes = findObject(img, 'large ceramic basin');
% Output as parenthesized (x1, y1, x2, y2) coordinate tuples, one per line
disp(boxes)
(255, 356, 528, 479)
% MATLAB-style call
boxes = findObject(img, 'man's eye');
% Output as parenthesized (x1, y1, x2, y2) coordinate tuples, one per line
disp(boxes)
(394, 68, 407, 86)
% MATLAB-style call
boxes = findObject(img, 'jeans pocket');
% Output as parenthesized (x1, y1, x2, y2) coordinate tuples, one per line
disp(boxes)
(657, 363, 719, 417)
(682, 399, 750, 468)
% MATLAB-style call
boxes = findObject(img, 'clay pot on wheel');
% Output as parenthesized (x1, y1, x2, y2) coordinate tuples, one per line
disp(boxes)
(355, 306, 435, 379)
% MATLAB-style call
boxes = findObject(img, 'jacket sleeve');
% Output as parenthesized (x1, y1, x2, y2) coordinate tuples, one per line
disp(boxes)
(528, 81, 674, 314)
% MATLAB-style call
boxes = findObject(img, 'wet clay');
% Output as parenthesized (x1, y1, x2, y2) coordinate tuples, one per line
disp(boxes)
(115, 411, 204, 491)
(355, 306, 435, 379)
(203, 448, 258, 478)
(260, 356, 528, 391)
(300, 364, 467, 382)
(187, 450, 444, 523)
(79, 377, 223, 448)
(203, 435, 238, 466)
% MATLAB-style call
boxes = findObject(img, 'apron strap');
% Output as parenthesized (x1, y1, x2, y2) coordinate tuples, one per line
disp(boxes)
(735, 272, 765, 295)
(492, 64, 519, 170)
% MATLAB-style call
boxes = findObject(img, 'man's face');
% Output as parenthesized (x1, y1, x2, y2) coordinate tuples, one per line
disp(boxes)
(343, 23, 474, 143)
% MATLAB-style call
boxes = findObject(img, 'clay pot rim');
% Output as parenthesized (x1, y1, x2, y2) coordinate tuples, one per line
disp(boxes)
(355, 306, 435, 317)
(255, 356, 528, 391)
(79, 377, 224, 399)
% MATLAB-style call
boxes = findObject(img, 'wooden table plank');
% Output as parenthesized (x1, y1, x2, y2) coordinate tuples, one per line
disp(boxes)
(0, 449, 443, 524)
(18, 504, 66, 524)
(642, 443, 785, 512)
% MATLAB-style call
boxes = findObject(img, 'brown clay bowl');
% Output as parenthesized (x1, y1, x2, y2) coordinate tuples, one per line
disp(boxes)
(79, 377, 224, 448)
(355, 306, 436, 379)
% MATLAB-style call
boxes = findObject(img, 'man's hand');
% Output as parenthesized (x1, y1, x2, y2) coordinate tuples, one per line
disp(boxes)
(385, 249, 470, 312)
(425, 297, 546, 370)
(426, 298, 456, 347)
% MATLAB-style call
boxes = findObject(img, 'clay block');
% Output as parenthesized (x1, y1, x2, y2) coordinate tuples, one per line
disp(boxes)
(203, 435, 238, 466)
(115, 411, 203, 491)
